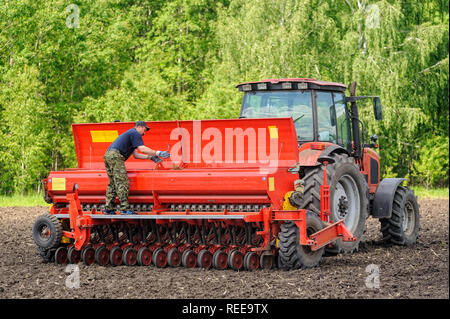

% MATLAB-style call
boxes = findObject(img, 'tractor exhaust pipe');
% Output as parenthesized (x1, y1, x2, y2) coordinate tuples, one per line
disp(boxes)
(350, 81, 362, 161)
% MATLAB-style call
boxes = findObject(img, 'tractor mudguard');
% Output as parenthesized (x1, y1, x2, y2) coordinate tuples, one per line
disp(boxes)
(320, 144, 350, 159)
(296, 144, 348, 169)
(371, 178, 406, 218)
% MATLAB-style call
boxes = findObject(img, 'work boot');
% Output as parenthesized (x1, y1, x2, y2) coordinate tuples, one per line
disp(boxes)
(120, 210, 136, 215)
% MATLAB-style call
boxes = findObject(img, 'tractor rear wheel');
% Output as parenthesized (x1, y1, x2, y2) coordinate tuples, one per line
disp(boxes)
(299, 153, 368, 254)
(380, 186, 420, 245)
(278, 212, 325, 269)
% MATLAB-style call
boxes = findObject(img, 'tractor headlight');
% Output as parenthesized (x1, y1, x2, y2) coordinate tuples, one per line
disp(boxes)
(257, 83, 267, 90)
(281, 82, 292, 89)
(297, 82, 308, 90)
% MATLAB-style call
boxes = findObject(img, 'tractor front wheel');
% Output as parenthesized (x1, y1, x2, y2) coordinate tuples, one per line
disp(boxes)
(380, 186, 420, 245)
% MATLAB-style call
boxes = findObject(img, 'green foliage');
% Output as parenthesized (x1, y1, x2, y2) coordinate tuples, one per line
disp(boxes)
(0, 65, 50, 194)
(414, 135, 449, 187)
(0, 0, 448, 194)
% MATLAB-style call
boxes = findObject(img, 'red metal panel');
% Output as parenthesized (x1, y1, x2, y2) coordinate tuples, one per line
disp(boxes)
(48, 167, 297, 209)
(361, 148, 380, 194)
(72, 118, 298, 170)
(297, 142, 333, 166)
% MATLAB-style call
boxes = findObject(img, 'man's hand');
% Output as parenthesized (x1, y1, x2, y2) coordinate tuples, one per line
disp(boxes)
(156, 151, 170, 159)
(149, 156, 163, 163)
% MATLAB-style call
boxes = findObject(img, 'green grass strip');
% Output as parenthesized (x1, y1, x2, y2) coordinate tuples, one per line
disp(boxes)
(0, 194, 50, 207)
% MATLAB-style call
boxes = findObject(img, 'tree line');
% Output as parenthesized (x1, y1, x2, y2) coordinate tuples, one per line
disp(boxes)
(0, 0, 448, 195)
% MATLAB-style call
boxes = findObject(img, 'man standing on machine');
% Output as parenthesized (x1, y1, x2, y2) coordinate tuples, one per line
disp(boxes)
(103, 121, 170, 215)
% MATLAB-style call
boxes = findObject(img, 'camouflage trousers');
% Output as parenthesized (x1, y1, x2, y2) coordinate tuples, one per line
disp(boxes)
(104, 149, 130, 211)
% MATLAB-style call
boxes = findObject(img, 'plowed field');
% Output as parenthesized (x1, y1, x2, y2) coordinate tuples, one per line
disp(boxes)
(0, 199, 447, 299)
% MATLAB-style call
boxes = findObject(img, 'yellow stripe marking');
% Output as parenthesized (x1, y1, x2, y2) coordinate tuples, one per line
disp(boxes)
(51, 178, 66, 191)
(90, 130, 118, 143)
(268, 126, 278, 139)
(268, 177, 275, 191)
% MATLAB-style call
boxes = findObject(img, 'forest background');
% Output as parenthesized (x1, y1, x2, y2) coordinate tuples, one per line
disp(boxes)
(0, 0, 448, 196)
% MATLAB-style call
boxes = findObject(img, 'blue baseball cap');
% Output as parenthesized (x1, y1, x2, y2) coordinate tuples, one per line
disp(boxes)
(135, 121, 150, 131)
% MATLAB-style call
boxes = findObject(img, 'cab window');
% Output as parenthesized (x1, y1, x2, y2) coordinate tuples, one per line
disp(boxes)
(315, 91, 337, 143)
(333, 92, 351, 148)
(241, 91, 313, 141)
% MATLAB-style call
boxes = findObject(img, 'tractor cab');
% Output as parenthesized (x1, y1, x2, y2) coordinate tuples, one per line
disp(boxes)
(237, 78, 350, 148)
(237, 78, 382, 156)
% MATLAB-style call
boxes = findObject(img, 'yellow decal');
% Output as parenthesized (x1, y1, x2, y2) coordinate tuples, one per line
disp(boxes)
(268, 126, 278, 139)
(90, 130, 119, 143)
(282, 191, 297, 210)
(51, 178, 66, 191)
(61, 236, 71, 244)
(268, 177, 275, 191)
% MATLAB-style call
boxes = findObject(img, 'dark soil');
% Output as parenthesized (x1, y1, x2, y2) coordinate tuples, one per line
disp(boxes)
(0, 199, 448, 299)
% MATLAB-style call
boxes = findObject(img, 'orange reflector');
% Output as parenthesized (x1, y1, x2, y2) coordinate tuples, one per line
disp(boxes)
(310, 143, 326, 150)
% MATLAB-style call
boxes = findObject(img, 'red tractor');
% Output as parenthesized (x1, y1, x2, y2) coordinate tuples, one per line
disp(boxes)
(237, 79, 420, 259)
(33, 78, 420, 270)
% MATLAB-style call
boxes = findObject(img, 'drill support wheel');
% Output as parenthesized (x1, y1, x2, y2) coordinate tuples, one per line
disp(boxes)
(68, 246, 81, 264)
(123, 247, 137, 266)
(110, 246, 123, 266)
(167, 248, 182, 267)
(82, 246, 96, 265)
(152, 248, 167, 268)
(54, 246, 68, 265)
(137, 247, 152, 266)
(197, 249, 213, 269)
(181, 249, 197, 268)
(32, 213, 63, 250)
(212, 250, 228, 270)
(228, 249, 244, 271)
(95, 246, 109, 266)
(259, 254, 273, 270)
(244, 252, 260, 271)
